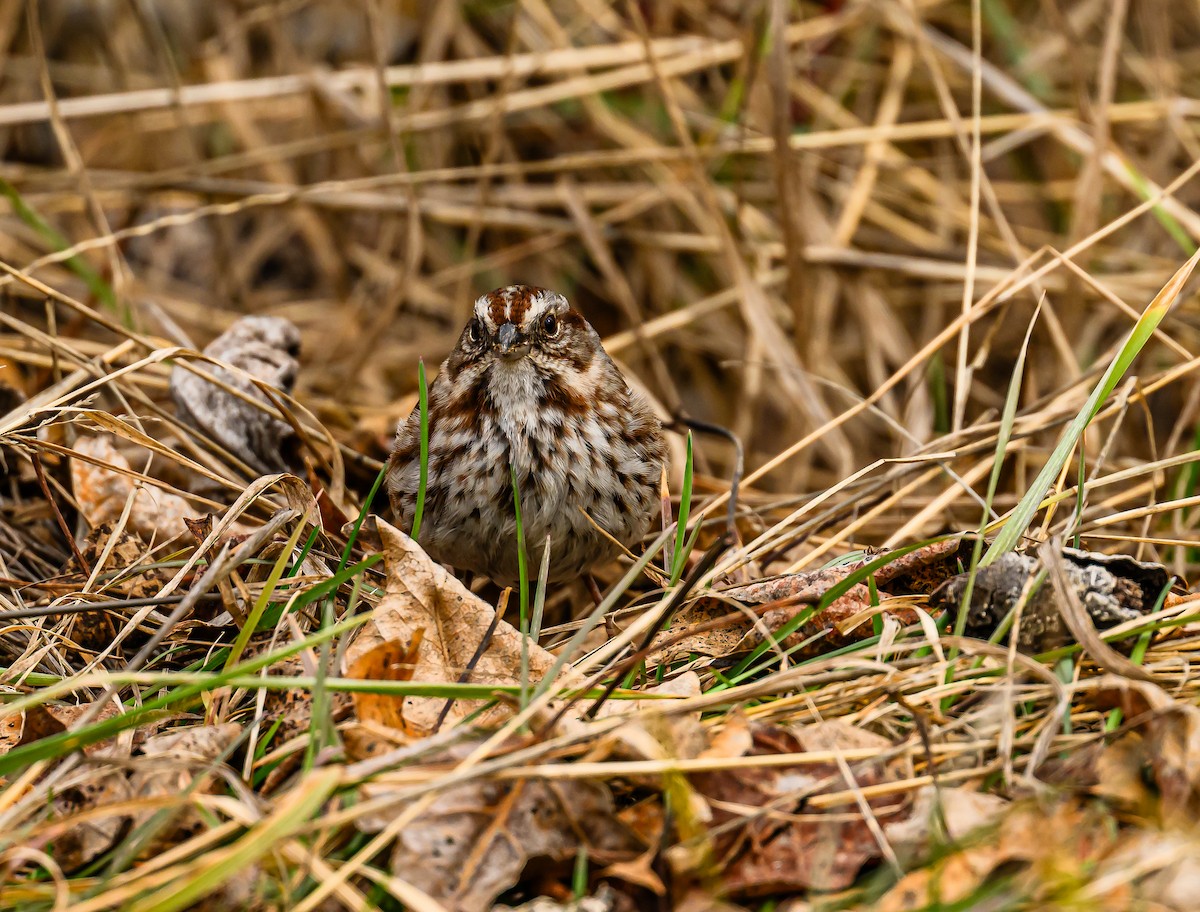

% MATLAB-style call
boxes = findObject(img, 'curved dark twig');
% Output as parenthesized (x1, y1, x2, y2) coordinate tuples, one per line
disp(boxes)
(666, 412, 744, 542)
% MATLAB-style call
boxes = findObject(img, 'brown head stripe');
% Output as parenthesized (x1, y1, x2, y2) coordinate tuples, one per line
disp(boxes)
(482, 284, 549, 327)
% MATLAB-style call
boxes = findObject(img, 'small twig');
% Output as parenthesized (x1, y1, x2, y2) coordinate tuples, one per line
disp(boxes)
(579, 533, 731, 721)
(432, 590, 508, 734)
(30, 452, 88, 574)
(0, 593, 223, 622)
(667, 413, 743, 542)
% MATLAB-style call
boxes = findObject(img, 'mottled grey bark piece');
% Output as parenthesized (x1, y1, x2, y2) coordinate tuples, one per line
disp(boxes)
(170, 316, 300, 475)
(930, 549, 1172, 654)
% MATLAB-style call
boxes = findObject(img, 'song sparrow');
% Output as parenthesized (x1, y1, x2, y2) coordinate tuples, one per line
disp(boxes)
(386, 285, 667, 586)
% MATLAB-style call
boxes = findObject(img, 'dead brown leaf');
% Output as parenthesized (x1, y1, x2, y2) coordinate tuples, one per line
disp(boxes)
(371, 775, 644, 912)
(688, 720, 907, 896)
(47, 764, 134, 870)
(872, 538, 978, 593)
(1084, 675, 1200, 824)
(0, 709, 23, 754)
(343, 519, 555, 735)
(654, 567, 919, 664)
(882, 785, 1008, 866)
(879, 798, 1119, 911)
(70, 435, 192, 541)
(125, 723, 242, 854)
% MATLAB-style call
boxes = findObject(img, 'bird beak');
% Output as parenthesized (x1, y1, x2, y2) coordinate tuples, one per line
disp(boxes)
(495, 323, 530, 360)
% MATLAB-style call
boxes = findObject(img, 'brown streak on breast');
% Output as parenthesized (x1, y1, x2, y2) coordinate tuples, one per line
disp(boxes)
(539, 375, 591, 417)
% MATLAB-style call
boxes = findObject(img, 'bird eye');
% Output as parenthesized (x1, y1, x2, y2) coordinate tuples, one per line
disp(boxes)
(467, 319, 482, 343)
(542, 313, 559, 337)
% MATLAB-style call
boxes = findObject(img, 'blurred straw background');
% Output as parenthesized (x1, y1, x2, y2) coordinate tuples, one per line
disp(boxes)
(4, 1, 1200, 555)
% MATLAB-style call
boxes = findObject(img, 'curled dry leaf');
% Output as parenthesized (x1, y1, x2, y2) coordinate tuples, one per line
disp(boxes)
(70, 435, 192, 540)
(687, 720, 909, 895)
(170, 315, 301, 475)
(654, 565, 920, 664)
(343, 519, 555, 736)
(930, 548, 1173, 654)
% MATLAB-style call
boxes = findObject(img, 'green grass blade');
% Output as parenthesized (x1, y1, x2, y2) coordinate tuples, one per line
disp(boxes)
(670, 431, 694, 586)
(0, 176, 124, 322)
(287, 525, 322, 578)
(225, 519, 308, 670)
(951, 299, 1041, 644)
(511, 465, 530, 633)
(523, 534, 552, 710)
(1124, 162, 1197, 255)
(339, 463, 388, 572)
(983, 249, 1200, 564)
(532, 526, 672, 703)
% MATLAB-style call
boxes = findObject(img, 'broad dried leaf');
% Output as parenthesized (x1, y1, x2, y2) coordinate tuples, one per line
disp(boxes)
(880, 798, 1118, 911)
(47, 764, 134, 870)
(873, 538, 979, 593)
(0, 711, 22, 754)
(259, 654, 353, 791)
(728, 571, 917, 655)
(656, 568, 918, 662)
(1118, 832, 1200, 909)
(60, 522, 171, 601)
(1085, 675, 1200, 824)
(372, 775, 643, 912)
(581, 674, 708, 764)
(689, 721, 907, 895)
(344, 519, 555, 735)
(648, 597, 749, 663)
(126, 723, 242, 853)
(882, 785, 1008, 865)
(1090, 734, 1156, 811)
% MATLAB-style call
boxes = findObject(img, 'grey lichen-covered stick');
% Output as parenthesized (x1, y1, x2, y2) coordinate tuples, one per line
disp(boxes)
(170, 315, 301, 475)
